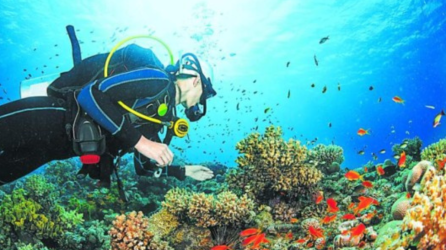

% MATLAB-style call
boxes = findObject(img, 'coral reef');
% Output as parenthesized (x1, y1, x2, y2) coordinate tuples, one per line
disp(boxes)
(307, 144, 344, 175)
(162, 188, 254, 228)
(390, 194, 412, 220)
(109, 211, 172, 250)
(405, 160, 431, 192)
(376, 164, 446, 249)
(147, 209, 179, 239)
(226, 126, 323, 221)
(392, 137, 422, 162)
(0, 176, 83, 249)
(162, 188, 255, 247)
(421, 138, 446, 170)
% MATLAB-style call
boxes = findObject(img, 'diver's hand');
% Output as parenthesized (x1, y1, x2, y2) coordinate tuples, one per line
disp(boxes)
(185, 165, 214, 181)
(134, 136, 173, 166)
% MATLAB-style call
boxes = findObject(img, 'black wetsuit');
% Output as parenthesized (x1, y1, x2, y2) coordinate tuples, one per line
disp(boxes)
(0, 44, 185, 185)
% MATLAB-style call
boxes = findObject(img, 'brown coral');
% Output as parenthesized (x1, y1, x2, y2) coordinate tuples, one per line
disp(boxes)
(227, 126, 323, 204)
(162, 188, 254, 229)
(109, 211, 172, 250)
(405, 160, 431, 192)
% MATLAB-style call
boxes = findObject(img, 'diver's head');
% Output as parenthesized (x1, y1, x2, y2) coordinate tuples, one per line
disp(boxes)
(172, 53, 217, 121)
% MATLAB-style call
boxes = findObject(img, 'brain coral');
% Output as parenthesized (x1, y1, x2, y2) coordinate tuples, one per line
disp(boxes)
(405, 160, 431, 192)
(391, 194, 412, 220)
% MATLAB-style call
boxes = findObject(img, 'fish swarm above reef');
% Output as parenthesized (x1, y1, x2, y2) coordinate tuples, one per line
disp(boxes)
(226, 125, 323, 203)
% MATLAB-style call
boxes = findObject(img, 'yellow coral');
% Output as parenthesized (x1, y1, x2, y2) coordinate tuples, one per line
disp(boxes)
(228, 126, 323, 204)
(148, 209, 179, 238)
(379, 164, 446, 249)
(421, 139, 446, 170)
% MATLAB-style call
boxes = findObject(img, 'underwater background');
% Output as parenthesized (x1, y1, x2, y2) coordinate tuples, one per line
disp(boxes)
(1, 0, 446, 250)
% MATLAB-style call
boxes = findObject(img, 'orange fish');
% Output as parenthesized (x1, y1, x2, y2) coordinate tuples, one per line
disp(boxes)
(357, 128, 370, 136)
(363, 166, 368, 172)
(315, 191, 324, 204)
(348, 202, 356, 210)
(211, 245, 231, 250)
(345, 170, 363, 181)
(349, 223, 366, 239)
(362, 181, 373, 188)
(308, 226, 324, 239)
(342, 213, 356, 220)
(326, 198, 339, 213)
(406, 192, 411, 199)
(392, 96, 405, 104)
(321, 214, 337, 224)
(398, 151, 406, 167)
(295, 238, 308, 244)
(376, 165, 385, 176)
(240, 228, 260, 237)
(252, 233, 269, 248)
(242, 233, 269, 248)
(290, 218, 299, 224)
(436, 157, 446, 171)
(354, 196, 376, 214)
(285, 232, 293, 240)
(364, 210, 376, 220)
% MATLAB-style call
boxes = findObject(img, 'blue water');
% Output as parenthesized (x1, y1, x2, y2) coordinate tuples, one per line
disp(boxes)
(0, 0, 445, 169)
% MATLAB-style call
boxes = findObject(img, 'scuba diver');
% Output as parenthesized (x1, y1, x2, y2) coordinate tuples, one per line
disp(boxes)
(0, 28, 216, 199)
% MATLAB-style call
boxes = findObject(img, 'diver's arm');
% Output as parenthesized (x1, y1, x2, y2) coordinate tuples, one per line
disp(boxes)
(134, 148, 186, 181)
(77, 68, 171, 149)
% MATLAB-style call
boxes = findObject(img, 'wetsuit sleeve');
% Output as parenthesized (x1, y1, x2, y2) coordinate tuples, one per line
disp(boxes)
(134, 150, 186, 181)
(132, 128, 186, 180)
(77, 68, 170, 148)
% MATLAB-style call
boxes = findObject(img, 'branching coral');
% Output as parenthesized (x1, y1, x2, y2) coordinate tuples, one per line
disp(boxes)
(421, 138, 446, 170)
(226, 126, 323, 205)
(307, 144, 344, 174)
(162, 189, 254, 229)
(109, 211, 172, 250)
(0, 188, 83, 242)
(162, 188, 254, 246)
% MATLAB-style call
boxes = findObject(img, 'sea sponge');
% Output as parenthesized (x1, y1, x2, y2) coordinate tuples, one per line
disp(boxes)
(391, 194, 412, 220)
(405, 160, 431, 192)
